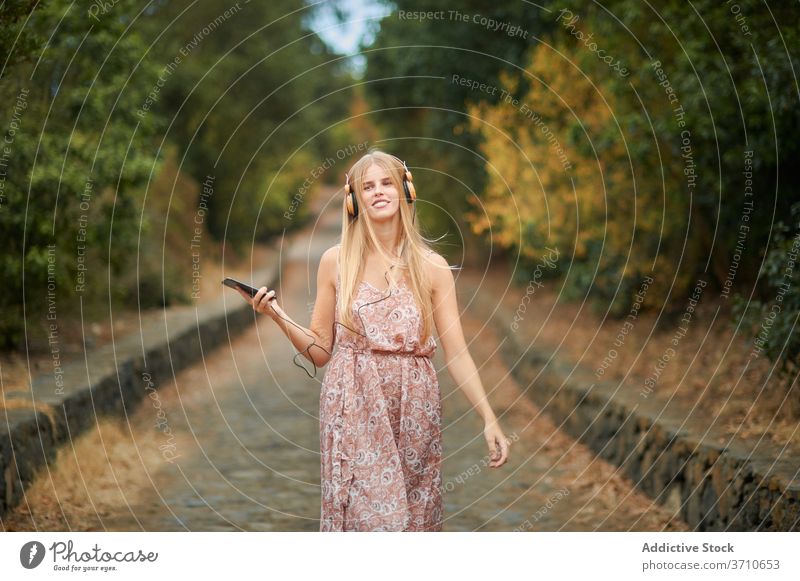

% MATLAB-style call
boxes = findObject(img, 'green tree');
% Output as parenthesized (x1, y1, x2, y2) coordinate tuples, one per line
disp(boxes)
(360, 0, 556, 261)
(0, 1, 164, 346)
(553, 0, 800, 372)
(139, 0, 355, 245)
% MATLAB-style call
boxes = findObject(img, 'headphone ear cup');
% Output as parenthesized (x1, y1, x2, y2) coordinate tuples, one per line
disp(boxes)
(344, 179, 358, 218)
(404, 171, 416, 203)
(347, 191, 358, 217)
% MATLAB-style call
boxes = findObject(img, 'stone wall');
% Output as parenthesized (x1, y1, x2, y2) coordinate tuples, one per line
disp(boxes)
(0, 265, 276, 519)
(495, 315, 799, 531)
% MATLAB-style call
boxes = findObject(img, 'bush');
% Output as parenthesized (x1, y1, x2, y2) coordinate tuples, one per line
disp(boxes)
(733, 201, 800, 379)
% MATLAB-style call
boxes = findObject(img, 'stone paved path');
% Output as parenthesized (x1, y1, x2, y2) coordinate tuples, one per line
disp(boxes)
(8, 201, 689, 532)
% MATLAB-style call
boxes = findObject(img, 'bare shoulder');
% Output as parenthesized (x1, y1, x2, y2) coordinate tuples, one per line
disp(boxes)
(423, 249, 449, 269)
(321, 244, 341, 263)
(422, 249, 452, 288)
(318, 245, 340, 286)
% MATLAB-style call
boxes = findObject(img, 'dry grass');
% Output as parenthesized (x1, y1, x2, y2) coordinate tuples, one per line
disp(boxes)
(463, 313, 689, 531)
(0, 415, 169, 531)
(465, 266, 800, 456)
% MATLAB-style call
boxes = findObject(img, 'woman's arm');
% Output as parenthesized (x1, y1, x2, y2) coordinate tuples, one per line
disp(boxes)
(240, 246, 338, 368)
(427, 253, 510, 467)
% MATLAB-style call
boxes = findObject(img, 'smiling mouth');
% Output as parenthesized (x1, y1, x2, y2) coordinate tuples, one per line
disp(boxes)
(372, 200, 390, 208)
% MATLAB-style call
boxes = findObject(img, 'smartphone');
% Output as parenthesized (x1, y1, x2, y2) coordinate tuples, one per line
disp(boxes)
(222, 277, 273, 300)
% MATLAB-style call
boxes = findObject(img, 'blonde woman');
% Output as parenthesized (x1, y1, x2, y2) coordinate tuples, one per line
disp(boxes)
(237, 149, 510, 531)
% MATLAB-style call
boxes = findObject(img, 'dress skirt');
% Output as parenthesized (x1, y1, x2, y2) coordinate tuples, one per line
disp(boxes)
(319, 273, 442, 531)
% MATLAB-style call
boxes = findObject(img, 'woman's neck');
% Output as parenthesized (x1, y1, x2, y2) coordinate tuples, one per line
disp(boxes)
(368, 239, 402, 258)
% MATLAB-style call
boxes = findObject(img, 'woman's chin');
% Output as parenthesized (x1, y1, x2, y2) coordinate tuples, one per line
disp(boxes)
(368, 207, 397, 221)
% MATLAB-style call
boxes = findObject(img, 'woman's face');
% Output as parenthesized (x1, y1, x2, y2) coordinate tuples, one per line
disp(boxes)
(360, 163, 400, 222)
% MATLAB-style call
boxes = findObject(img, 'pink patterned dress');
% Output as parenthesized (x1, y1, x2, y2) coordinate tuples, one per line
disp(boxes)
(319, 269, 443, 531)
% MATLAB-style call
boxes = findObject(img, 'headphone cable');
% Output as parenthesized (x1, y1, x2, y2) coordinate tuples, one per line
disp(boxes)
(263, 267, 398, 379)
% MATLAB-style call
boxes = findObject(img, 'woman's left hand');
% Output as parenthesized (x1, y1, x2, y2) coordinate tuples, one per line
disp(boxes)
(484, 419, 510, 468)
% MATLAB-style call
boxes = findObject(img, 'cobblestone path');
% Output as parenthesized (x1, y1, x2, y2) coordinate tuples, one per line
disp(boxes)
(9, 204, 687, 532)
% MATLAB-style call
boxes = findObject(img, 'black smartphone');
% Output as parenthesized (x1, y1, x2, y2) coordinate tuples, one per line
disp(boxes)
(222, 277, 273, 300)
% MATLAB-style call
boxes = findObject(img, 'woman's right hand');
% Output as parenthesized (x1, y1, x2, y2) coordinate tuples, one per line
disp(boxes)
(236, 286, 285, 323)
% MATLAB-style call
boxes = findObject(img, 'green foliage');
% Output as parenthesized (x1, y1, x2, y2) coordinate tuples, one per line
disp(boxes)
(361, 0, 556, 259)
(0, 0, 41, 72)
(732, 202, 800, 379)
(0, 1, 355, 348)
(555, 0, 800, 289)
(361, 0, 800, 373)
(553, 0, 800, 372)
(0, 0, 164, 347)
(137, 0, 354, 246)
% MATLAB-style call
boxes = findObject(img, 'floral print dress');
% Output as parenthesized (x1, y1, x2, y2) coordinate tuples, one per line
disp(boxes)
(319, 269, 443, 531)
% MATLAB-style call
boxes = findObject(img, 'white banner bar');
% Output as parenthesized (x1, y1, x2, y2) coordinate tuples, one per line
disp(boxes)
(2, 532, 798, 580)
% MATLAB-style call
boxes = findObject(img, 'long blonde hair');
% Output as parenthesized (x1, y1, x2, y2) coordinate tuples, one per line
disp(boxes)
(337, 149, 444, 345)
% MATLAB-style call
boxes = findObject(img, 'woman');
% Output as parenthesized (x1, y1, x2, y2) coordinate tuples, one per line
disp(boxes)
(236, 149, 510, 531)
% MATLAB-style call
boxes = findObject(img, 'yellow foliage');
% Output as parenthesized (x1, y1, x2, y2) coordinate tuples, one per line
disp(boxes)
(467, 39, 689, 304)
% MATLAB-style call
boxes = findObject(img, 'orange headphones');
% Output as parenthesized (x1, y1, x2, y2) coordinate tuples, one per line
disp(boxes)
(344, 157, 417, 218)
